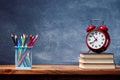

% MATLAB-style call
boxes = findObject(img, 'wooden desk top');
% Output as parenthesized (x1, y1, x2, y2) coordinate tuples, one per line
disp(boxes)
(0, 65, 120, 75)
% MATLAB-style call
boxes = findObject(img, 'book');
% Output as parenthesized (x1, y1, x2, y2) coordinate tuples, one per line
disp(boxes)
(79, 53, 115, 69)
(79, 58, 114, 63)
(80, 53, 113, 58)
(79, 63, 115, 69)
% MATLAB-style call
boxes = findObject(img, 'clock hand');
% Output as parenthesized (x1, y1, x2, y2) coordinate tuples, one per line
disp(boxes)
(93, 35, 95, 39)
(90, 38, 97, 44)
(90, 40, 95, 44)
(93, 35, 98, 41)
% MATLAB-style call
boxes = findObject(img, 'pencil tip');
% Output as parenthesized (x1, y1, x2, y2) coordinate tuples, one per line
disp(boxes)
(11, 34, 14, 37)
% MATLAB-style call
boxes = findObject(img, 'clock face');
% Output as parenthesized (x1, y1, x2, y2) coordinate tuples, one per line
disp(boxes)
(87, 30, 106, 49)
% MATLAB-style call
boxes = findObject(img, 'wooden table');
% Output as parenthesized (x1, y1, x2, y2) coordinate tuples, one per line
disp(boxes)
(0, 65, 120, 80)
(0, 64, 120, 75)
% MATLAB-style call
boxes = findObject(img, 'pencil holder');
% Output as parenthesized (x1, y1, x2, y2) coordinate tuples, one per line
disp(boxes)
(15, 46, 33, 69)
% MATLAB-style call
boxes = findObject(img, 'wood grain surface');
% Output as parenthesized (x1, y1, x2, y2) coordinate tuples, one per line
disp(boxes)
(0, 64, 120, 75)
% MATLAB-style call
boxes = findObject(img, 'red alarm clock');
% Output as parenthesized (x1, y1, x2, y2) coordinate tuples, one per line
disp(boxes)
(86, 19, 110, 53)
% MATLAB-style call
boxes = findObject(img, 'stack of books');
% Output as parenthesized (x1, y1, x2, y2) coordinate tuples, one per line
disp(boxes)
(79, 53, 115, 69)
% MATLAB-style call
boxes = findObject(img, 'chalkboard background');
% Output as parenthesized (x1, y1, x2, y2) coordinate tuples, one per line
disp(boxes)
(0, 0, 120, 64)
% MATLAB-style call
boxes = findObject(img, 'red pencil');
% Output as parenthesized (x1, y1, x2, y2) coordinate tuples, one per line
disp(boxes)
(27, 34, 34, 46)
(30, 35, 38, 46)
